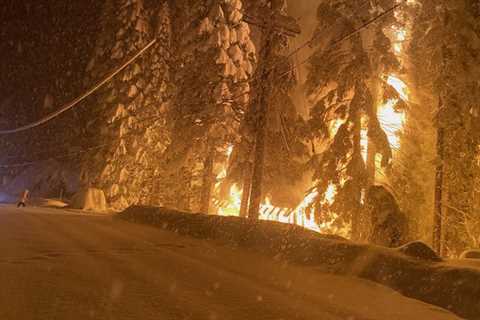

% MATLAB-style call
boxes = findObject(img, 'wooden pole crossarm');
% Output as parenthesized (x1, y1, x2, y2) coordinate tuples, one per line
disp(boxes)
(243, 10, 301, 37)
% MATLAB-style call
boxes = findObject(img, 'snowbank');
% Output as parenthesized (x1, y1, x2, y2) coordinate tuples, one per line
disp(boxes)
(29, 198, 68, 208)
(70, 188, 107, 212)
(118, 206, 480, 320)
(0, 189, 68, 208)
(397, 241, 442, 262)
(461, 250, 480, 260)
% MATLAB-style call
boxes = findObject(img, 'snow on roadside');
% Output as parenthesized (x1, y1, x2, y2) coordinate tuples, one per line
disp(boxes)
(0, 205, 461, 320)
(118, 206, 480, 320)
(281, 269, 462, 320)
(70, 188, 107, 212)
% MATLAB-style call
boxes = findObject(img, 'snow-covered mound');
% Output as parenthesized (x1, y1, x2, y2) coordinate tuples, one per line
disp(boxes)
(4, 160, 79, 199)
(396, 241, 442, 261)
(461, 250, 480, 260)
(29, 198, 68, 208)
(118, 206, 480, 320)
(70, 188, 107, 212)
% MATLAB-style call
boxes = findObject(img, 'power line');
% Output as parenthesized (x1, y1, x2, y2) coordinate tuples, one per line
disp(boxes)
(281, 0, 374, 63)
(0, 115, 167, 169)
(225, 0, 406, 106)
(0, 39, 157, 135)
(293, 2, 404, 75)
(0, 143, 109, 169)
(0, 113, 165, 167)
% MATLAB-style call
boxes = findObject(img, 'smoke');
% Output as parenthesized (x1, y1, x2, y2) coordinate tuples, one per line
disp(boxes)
(287, 0, 322, 116)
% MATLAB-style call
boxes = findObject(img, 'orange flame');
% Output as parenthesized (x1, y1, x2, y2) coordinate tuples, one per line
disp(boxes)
(215, 183, 347, 235)
(213, 22, 412, 239)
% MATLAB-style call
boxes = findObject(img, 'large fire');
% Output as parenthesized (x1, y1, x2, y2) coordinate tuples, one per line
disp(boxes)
(213, 9, 411, 238)
(215, 184, 339, 234)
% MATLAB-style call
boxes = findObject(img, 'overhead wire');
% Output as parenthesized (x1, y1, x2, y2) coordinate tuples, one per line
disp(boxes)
(0, 115, 167, 169)
(225, 0, 407, 108)
(0, 39, 157, 135)
(0, 112, 165, 167)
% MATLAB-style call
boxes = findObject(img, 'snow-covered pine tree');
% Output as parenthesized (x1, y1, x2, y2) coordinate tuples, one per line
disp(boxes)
(410, 0, 480, 255)
(384, 2, 436, 244)
(79, 0, 172, 210)
(363, 1, 434, 243)
(306, 0, 401, 239)
(159, 0, 255, 212)
(387, 101, 437, 243)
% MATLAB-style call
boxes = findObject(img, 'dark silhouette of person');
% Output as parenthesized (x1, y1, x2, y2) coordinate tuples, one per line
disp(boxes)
(17, 189, 29, 208)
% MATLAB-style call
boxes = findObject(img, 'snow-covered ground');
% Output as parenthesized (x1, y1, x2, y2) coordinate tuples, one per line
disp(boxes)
(448, 258, 480, 271)
(0, 205, 462, 320)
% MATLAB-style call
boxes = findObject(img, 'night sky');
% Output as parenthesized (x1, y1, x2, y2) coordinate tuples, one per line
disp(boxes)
(0, 1, 101, 124)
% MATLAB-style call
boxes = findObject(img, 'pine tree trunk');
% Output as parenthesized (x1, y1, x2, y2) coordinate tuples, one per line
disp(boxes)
(247, 24, 275, 220)
(200, 144, 215, 214)
(183, 168, 193, 212)
(367, 86, 379, 187)
(433, 126, 445, 255)
(240, 162, 252, 217)
(366, 141, 376, 185)
(248, 112, 268, 220)
(363, 80, 381, 242)
(351, 110, 363, 241)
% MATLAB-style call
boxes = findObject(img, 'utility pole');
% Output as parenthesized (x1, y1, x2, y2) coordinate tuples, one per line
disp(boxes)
(239, 161, 252, 217)
(244, 1, 300, 220)
(200, 142, 215, 213)
(433, 97, 445, 256)
(247, 31, 273, 220)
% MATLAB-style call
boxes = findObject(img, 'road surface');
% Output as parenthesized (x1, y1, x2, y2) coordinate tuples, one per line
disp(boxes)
(0, 204, 460, 320)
